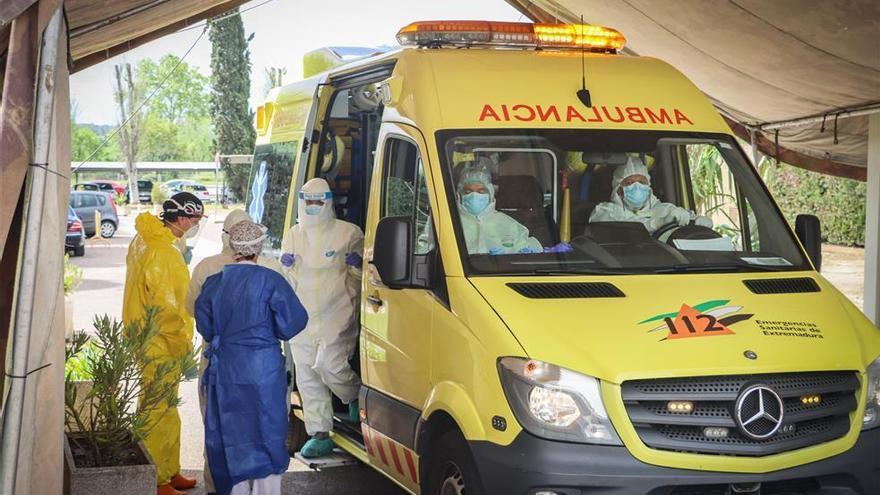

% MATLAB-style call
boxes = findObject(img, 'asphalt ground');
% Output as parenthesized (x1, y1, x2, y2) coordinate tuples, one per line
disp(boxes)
(70, 207, 404, 494)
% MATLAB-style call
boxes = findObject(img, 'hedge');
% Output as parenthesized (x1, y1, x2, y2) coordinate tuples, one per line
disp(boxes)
(767, 164, 867, 246)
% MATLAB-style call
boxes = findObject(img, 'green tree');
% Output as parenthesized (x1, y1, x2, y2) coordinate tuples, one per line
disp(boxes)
(209, 8, 256, 201)
(114, 63, 145, 204)
(137, 55, 210, 124)
(139, 116, 186, 162)
(769, 165, 867, 246)
(71, 125, 119, 161)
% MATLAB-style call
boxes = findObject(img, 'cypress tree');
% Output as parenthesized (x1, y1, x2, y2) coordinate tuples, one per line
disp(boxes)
(208, 8, 256, 201)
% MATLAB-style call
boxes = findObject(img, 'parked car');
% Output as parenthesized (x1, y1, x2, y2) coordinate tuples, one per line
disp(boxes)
(161, 180, 213, 204)
(73, 180, 120, 198)
(92, 179, 126, 197)
(123, 179, 153, 204)
(69, 191, 119, 238)
(65, 206, 85, 257)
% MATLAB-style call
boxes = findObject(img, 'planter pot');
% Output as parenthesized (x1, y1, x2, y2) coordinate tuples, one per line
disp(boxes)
(64, 296, 74, 341)
(64, 432, 156, 495)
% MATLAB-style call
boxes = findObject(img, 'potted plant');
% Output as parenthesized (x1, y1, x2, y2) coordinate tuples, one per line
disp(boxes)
(115, 193, 129, 216)
(63, 255, 83, 342)
(64, 308, 198, 495)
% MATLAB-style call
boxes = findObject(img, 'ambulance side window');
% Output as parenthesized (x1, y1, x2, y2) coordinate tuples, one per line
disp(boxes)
(381, 137, 434, 255)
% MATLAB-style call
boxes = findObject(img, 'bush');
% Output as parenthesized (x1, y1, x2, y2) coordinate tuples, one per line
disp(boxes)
(63, 255, 83, 297)
(151, 184, 169, 205)
(64, 308, 198, 467)
(768, 164, 867, 246)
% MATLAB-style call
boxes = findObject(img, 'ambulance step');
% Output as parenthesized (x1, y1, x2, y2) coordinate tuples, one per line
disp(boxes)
(294, 449, 359, 470)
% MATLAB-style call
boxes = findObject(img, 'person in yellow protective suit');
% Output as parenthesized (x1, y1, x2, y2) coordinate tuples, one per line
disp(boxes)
(123, 192, 204, 495)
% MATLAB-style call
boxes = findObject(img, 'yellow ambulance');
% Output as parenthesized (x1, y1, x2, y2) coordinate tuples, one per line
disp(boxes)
(248, 21, 880, 495)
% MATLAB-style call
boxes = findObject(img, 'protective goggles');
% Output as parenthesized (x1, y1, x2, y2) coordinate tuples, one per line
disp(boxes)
(165, 198, 204, 218)
(299, 191, 333, 201)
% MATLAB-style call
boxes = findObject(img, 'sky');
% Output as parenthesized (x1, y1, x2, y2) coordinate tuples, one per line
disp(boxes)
(70, 0, 523, 125)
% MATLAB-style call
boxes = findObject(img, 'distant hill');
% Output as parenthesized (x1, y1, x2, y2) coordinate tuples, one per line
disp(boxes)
(80, 123, 114, 136)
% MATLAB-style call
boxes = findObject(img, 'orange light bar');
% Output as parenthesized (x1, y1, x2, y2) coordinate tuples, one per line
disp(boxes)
(396, 20, 625, 52)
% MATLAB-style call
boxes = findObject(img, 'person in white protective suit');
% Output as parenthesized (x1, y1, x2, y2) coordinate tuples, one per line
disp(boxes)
(456, 162, 545, 255)
(280, 178, 364, 459)
(185, 209, 281, 494)
(589, 156, 712, 234)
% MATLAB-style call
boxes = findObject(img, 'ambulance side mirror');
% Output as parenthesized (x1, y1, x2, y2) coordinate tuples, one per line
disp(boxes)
(373, 216, 413, 289)
(795, 214, 822, 271)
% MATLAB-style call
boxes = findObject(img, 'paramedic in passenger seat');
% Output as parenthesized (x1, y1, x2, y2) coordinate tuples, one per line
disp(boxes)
(456, 161, 546, 255)
(589, 156, 712, 234)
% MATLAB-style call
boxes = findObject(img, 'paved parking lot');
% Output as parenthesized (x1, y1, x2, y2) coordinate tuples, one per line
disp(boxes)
(69, 207, 404, 495)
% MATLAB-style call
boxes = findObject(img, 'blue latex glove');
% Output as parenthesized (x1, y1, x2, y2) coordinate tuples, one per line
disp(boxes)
(345, 252, 363, 269)
(518, 246, 542, 254)
(280, 252, 295, 268)
(543, 242, 573, 254)
(488, 247, 505, 255)
(182, 246, 193, 265)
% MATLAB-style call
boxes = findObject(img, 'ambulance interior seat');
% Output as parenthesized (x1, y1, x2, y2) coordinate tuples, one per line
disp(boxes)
(570, 157, 619, 236)
(495, 175, 558, 246)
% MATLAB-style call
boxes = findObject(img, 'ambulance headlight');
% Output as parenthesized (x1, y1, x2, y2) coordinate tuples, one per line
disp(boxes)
(863, 357, 880, 430)
(498, 357, 622, 445)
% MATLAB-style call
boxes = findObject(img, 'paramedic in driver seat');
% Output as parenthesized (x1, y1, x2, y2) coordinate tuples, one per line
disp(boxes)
(589, 156, 712, 234)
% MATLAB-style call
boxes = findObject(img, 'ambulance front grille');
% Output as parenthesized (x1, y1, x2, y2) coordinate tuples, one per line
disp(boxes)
(621, 371, 859, 456)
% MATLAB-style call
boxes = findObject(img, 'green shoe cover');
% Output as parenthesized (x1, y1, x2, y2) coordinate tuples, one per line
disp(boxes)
(301, 436, 335, 458)
(348, 401, 360, 423)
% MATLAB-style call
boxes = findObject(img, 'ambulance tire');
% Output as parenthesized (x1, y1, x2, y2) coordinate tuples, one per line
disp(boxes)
(287, 407, 308, 455)
(423, 428, 484, 495)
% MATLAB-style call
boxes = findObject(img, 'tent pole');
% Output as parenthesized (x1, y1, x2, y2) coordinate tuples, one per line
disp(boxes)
(749, 129, 761, 168)
(865, 113, 880, 326)
(0, 7, 63, 494)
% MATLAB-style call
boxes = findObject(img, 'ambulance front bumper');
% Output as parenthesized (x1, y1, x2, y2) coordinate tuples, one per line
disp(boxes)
(470, 428, 880, 495)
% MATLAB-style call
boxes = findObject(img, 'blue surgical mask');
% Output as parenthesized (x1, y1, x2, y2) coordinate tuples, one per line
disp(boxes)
(622, 182, 651, 210)
(305, 205, 323, 216)
(462, 192, 491, 216)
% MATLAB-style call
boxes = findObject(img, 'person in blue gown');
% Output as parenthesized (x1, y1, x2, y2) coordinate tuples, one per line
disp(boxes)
(195, 220, 308, 495)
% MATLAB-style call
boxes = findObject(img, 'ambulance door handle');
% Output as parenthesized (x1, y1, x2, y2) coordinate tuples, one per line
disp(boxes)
(366, 295, 384, 307)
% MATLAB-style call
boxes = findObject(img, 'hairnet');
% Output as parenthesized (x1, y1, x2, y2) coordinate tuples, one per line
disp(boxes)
(611, 156, 651, 197)
(229, 220, 267, 257)
(456, 159, 495, 199)
(221, 209, 253, 251)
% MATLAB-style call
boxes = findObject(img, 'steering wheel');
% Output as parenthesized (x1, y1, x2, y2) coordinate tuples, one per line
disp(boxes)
(653, 219, 691, 239)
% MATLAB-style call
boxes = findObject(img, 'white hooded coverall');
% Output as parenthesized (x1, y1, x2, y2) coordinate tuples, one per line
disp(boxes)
(282, 178, 364, 435)
(589, 157, 711, 233)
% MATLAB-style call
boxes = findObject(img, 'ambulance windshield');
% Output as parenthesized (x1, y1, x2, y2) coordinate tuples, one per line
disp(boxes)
(439, 129, 810, 275)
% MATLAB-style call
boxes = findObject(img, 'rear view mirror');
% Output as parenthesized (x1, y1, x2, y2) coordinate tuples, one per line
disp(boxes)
(373, 216, 412, 289)
(795, 214, 822, 271)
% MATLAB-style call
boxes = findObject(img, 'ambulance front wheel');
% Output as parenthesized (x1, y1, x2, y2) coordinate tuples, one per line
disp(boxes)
(423, 429, 484, 495)
(287, 406, 308, 455)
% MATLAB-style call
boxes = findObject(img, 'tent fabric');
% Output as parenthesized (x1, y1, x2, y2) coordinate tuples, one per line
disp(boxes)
(506, 0, 880, 179)
(66, 0, 250, 72)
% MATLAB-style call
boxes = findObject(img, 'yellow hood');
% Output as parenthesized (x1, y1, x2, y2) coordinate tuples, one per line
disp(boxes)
(134, 212, 177, 247)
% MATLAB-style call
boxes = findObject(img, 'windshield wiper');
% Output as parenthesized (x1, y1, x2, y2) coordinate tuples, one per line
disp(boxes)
(528, 267, 626, 276)
(649, 262, 784, 274)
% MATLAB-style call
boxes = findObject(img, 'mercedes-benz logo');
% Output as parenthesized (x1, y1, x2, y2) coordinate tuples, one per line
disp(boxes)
(734, 384, 785, 440)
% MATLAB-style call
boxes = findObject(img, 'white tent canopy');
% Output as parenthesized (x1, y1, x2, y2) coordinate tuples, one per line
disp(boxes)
(506, 0, 880, 180)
